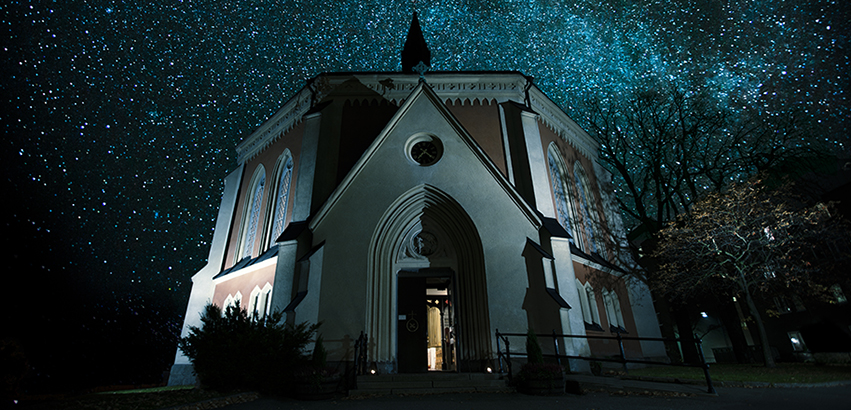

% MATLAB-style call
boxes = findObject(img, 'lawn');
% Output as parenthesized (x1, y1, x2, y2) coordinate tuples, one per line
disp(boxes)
(15, 386, 255, 410)
(628, 363, 851, 384)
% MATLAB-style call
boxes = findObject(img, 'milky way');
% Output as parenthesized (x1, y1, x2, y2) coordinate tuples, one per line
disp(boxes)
(2, 0, 847, 357)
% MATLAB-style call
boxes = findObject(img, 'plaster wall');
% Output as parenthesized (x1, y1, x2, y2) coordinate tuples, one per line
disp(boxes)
(224, 122, 305, 267)
(212, 263, 276, 308)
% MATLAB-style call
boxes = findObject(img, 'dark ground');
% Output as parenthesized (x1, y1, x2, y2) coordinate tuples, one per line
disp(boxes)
(219, 386, 850, 410)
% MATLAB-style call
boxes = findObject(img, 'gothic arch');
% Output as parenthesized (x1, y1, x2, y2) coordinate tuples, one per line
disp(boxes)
(235, 165, 266, 262)
(366, 184, 491, 371)
(547, 143, 579, 245)
(263, 150, 294, 250)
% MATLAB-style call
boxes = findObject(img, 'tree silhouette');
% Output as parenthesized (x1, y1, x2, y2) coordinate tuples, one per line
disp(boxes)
(651, 176, 851, 367)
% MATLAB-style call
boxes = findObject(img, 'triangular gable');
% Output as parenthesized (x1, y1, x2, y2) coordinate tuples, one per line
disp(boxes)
(310, 81, 541, 229)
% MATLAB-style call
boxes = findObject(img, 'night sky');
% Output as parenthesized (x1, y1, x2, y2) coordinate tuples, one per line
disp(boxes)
(2, 0, 848, 391)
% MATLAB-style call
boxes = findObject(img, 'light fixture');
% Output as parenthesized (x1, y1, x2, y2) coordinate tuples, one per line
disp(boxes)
(369, 362, 378, 375)
(486, 366, 493, 374)
(700, 312, 708, 318)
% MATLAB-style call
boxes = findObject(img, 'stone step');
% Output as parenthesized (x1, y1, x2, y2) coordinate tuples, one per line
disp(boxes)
(351, 372, 511, 396)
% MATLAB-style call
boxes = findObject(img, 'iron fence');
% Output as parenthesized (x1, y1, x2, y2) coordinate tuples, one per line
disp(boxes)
(495, 329, 716, 394)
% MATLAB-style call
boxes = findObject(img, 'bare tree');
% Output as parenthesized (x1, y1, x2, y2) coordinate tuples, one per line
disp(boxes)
(581, 85, 826, 234)
(578, 83, 836, 363)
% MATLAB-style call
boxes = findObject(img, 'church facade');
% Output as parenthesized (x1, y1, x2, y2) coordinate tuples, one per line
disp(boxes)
(168, 18, 665, 386)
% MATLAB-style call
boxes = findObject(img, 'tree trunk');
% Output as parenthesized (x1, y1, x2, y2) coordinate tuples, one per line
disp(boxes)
(673, 304, 700, 364)
(652, 297, 683, 363)
(718, 301, 754, 364)
(743, 289, 776, 367)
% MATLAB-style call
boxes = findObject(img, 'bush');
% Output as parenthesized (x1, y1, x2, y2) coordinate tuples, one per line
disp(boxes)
(526, 328, 544, 364)
(178, 303, 319, 394)
(311, 335, 327, 368)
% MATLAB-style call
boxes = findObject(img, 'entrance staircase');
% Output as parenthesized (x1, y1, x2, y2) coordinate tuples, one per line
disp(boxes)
(351, 372, 511, 396)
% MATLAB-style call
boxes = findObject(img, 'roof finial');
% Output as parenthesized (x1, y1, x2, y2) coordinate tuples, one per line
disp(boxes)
(401, 12, 431, 74)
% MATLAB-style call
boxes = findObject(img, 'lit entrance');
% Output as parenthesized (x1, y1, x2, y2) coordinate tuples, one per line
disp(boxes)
(397, 270, 457, 373)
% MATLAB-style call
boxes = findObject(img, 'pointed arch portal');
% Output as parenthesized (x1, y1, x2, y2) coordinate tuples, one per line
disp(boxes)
(366, 184, 491, 373)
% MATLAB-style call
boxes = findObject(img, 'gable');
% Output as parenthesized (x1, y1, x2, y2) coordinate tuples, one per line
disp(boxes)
(309, 82, 540, 230)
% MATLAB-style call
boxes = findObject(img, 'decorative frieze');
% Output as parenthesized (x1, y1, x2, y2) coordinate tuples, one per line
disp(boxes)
(235, 72, 598, 164)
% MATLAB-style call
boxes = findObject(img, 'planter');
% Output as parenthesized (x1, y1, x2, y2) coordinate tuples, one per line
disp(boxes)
(518, 374, 565, 396)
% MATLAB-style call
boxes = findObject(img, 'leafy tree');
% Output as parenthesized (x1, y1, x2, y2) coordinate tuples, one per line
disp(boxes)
(178, 303, 319, 393)
(651, 176, 851, 367)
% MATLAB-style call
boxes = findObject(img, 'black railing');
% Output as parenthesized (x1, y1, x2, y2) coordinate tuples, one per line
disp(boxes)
(495, 329, 716, 394)
(354, 331, 369, 376)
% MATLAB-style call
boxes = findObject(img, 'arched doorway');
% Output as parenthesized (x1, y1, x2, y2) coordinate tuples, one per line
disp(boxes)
(366, 185, 491, 373)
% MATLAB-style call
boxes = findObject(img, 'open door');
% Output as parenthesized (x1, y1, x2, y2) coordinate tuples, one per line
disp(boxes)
(397, 276, 427, 373)
(397, 271, 457, 373)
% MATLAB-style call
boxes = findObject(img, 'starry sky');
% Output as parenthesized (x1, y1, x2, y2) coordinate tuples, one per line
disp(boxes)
(2, 0, 848, 389)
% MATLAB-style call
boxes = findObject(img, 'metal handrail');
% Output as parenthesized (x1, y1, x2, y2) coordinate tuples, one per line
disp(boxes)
(354, 331, 369, 376)
(495, 329, 715, 394)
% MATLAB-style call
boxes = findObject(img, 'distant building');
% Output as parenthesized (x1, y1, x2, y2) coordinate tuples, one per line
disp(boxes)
(169, 14, 665, 385)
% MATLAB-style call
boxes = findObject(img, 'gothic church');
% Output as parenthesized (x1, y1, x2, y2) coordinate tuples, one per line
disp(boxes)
(169, 14, 665, 385)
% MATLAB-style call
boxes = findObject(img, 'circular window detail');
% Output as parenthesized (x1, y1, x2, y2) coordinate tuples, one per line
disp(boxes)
(412, 231, 438, 256)
(406, 134, 443, 166)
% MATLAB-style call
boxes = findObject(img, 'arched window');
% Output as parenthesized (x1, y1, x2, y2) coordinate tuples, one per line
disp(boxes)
(237, 166, 266, 262)
(266, 152, 294, 249)
(585, 283, 601, 325)
(603, 288, 626, 332)
(576, 279, 591, 323)
(547, 145, 578, 245)
(574, 163, 605, 256)
(248, 283, 274, 320)
(223, 291, 243, 311)
(576, 279, 601, 330)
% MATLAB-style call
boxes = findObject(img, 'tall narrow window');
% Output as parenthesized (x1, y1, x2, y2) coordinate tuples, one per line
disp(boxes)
(577, 279, 602, 330)
(248, 283, 273, 321)
(547, 145, 577, 244)
(576, 279, 591, 323)
(603, 288, 625, 332)
(243, 175, 265, 259)
(269, 154, 294, 246)
(574, 163, 606, 256)
(237, 167, 266, 262)
(585, 284, 601, 324)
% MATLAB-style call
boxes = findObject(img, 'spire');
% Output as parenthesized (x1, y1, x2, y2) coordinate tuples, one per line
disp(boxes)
(401, 12, 431, 74)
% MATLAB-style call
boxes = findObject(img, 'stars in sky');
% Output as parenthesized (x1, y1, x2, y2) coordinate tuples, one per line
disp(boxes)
(2, 0, 847, 327)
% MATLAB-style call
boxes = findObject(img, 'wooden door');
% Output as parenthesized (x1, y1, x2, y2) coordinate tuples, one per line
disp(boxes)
(397, 276, 427, 373)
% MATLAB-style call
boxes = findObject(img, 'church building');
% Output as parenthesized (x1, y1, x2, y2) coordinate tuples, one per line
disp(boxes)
(169, 14, 665, 385)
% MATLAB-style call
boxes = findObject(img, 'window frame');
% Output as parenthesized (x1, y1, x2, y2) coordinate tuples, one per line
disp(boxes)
(235, 166, 267, 263)
(264, 151, 294, 250)
(547, 144, 580, 246)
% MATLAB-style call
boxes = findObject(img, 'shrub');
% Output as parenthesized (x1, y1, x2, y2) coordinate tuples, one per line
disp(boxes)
(526, 328, 544, 364)
(311, 335, 327, 368)
(178, 303, 319, 394)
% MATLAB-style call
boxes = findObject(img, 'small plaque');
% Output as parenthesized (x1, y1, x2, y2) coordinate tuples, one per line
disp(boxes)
(398, 315, 406, 320)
